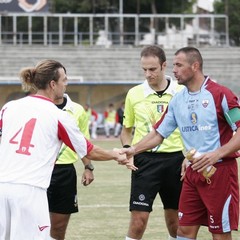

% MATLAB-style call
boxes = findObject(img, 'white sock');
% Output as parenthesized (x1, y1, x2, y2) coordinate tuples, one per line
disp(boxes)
(168, 236, 177, 240)
(125, 237, 141, 240)
(177, 236, 195, 240)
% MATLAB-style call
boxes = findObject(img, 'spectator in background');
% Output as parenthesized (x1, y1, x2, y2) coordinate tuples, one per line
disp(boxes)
(84, 104, 98, 139)
(104, 103, 121, 138)
(117, 101, 125, 126)
(115, 101, 125, 137)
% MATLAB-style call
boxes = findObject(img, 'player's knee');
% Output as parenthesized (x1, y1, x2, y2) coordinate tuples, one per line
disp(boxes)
(177, 226, 196, 240)
(128, 218, 147, 237)
(166, 218, 178, 235)
(51, 222, 68, 239)
(134, 217, 147, 231)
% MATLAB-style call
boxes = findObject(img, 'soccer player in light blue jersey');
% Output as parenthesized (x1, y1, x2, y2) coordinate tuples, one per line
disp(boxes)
(121, 47, 240, 240)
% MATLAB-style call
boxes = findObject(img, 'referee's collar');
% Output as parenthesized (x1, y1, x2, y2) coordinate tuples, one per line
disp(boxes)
(62, 93, 75, 113)
(143, 75, 178, 98)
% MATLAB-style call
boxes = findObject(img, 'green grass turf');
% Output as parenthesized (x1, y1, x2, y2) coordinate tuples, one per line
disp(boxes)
(66, 138, 240, 240)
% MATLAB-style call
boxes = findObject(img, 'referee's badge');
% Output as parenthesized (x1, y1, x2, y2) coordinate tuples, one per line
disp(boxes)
(157, 104, 164, 113)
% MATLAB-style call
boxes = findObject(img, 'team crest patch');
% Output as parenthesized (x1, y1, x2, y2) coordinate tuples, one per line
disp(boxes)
(202, 99, 209, 108)
(157, 104, 164, 113)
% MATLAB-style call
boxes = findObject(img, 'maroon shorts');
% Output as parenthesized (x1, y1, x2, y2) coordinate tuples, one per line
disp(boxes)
(178, 159, 239, 234)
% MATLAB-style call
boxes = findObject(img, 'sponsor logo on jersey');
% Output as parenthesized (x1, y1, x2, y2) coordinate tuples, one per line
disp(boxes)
(181, 112, 211, 132)
(182, 125, 212, 132)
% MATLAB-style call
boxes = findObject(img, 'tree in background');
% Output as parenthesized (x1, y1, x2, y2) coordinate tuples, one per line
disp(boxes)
(51, 0, 195, 42)
(214, 0, 240, 46)
(50, 0, 239, 46)
(51, 0, 194, 14)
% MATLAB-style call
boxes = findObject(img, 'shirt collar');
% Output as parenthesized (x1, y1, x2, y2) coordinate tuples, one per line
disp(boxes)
(62, 93, 75, 113)
(143, 75, 178, 98)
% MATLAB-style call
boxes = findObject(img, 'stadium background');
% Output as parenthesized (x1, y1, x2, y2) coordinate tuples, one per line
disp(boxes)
(1, 0, 239, 114)
(0, 1, 240, 239)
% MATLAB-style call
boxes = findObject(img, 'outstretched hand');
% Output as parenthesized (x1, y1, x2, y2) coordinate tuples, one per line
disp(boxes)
(125, 156, 138, 171)
(119, 146, 136, 159)
(112, 148, 129, 164)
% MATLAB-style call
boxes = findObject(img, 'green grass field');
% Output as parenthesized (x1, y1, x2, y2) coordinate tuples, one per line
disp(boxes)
(66, 138, 240, 240)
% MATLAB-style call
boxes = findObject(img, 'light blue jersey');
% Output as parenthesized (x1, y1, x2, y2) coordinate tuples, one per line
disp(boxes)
(155, 77, 240, 159)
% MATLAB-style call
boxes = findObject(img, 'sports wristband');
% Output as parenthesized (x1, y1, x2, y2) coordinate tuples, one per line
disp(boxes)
(123, 144, 131, 148)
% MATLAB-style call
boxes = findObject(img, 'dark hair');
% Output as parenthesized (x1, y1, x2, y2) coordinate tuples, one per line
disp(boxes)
(175, 47, 203, 70)
(20, 59, 66, 92)
(140, 45, 166, 65)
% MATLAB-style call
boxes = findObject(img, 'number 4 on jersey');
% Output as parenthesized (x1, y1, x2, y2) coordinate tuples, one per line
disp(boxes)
(9, 118, 36, 155)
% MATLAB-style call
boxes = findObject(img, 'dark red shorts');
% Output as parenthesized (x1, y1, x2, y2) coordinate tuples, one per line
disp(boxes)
(179, 160, 239, 234)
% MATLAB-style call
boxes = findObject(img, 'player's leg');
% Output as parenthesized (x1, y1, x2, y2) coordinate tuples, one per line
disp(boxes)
(50, 213, 71, 240)
(104, 122, 110, 137)
(0, 183, 11, 239)
(47, 165, 78, 240)
(125, 153, 159, 239)
(114, 122, 122, 137)
(126, 211, 149, 239)
(10, 184, 51, 239)
(202, 161, 239, 240)
(160, 151, 184, 239)
(91, 121, 98, 139)
(211, 232, 232, 240)
(177, 168, 205, 239)
(164, 209, 179, 239)
(177, 225, 200, 239)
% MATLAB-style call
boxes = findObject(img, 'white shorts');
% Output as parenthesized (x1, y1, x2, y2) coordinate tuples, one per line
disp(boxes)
(0, 183, 51, 240)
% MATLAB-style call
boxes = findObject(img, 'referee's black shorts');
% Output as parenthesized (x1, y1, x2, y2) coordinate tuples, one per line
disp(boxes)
(129, 151, 184, 212)
(47, 163, 78, 214)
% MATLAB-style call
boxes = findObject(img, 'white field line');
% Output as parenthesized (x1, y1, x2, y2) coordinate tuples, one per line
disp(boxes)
(79, 204, 163, 208)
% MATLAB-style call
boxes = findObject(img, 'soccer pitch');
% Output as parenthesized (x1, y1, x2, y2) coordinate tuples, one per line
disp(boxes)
(66, 138, 240, 240)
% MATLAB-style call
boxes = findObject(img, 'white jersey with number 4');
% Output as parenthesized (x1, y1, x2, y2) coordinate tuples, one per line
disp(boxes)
(0, 95, 93, 189)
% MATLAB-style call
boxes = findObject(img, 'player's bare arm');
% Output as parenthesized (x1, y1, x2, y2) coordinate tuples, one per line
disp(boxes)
(121, 129, 164, 158)
(86, 145, 127, 163)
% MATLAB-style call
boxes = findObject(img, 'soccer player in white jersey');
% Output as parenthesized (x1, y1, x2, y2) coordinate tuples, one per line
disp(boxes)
(0, 59, 127, 240)
(121, 47, 240, 240)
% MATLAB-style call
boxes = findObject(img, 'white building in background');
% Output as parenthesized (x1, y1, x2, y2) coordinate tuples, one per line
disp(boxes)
(157, 0, 219, 48)
(193, 0, 215, 12)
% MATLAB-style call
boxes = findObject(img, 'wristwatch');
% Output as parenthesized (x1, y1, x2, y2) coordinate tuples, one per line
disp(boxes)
(84, 163, 94, 171)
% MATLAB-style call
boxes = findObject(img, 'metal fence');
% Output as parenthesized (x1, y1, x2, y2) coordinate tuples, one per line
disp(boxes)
(0, 13, 229, 47)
